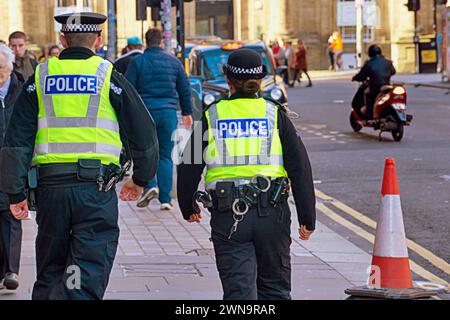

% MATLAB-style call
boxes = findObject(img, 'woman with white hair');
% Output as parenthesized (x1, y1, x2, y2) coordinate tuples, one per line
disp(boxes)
(0, 43, 23, 292)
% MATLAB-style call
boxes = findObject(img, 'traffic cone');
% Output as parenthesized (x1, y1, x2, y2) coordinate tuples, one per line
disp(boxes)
(369, 158, 413, 289)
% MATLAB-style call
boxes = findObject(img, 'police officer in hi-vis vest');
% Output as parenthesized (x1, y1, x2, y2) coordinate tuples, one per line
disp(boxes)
(177, 48, 316, 300)
(0, 12, 158, 299)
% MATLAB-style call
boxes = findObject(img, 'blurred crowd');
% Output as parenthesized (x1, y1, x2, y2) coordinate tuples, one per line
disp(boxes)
(267, 30, 344, 89)
(0, 32, 61, 83)
(269, 39, 312, 88)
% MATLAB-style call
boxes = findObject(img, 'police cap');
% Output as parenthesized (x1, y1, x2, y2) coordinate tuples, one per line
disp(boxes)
(223, 48, 268, 80)
(55, 12, 107, 34)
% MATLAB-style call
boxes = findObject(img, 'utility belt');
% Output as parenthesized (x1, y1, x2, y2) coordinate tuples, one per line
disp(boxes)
(193, 175, 290, 239)
(26, 159, 131, 210)
(193, 175, 290, 215)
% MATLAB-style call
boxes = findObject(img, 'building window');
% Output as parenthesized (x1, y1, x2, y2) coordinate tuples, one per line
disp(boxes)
(196, 0, 234, 39)
(55, 0, 92, 7)
(337, 0, 377, 43)
(339, 26, 375, 43)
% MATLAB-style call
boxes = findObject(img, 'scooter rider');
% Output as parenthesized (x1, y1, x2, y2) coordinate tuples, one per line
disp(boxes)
(177, 48, 316, 300)
(352, 45, 396, 120)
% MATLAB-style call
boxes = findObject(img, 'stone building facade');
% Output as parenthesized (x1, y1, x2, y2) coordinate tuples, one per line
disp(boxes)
(0, 0, 445, 72)
(232, 0, 443, 72)
(0, 0, 196, 57)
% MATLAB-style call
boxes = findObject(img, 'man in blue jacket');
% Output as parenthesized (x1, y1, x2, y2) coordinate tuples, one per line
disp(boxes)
(126, 28, 193, 210)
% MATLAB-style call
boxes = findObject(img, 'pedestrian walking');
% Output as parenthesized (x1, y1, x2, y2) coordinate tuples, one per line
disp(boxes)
(115, 37, 144, 75)
(329, 31, 343, 71)
(284, 41, 294, 85)
(0, 12, 158, 300)
(326, 43, 335, 71)
(38, 46, 47, 63)
(8, 31, 37, 81)
(126, 28, 193, 211)
(290, 40, 312, 88)
(0, 44, 23, 292)
(177, 48, 316, 300)
(48, 45, 61, 58)
(272, 41, 286, 68)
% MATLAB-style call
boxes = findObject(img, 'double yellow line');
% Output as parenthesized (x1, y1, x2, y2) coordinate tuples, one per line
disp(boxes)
(315, 189, 450, 287)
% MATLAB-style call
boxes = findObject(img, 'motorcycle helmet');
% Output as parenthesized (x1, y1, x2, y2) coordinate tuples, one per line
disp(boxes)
(368, 45, 382, 58)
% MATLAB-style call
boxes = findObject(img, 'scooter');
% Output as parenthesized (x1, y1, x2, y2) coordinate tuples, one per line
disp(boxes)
(350, 82, 413, 141)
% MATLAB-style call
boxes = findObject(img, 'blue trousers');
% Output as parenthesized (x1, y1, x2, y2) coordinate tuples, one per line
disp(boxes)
(32, 184, 119, 300)
(147, 109, 178, 204)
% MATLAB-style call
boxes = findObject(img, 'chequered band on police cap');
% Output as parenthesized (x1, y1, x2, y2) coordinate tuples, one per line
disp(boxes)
(61, 24, 100, 33)
(225, 64, 264, 75)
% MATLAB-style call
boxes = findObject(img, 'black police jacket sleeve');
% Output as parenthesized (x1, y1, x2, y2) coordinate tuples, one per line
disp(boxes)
(110, 71, 159, 187)
(177, 116, 207, 220)
(278, 110, 316, 231)
(0, 77, 38, 204)
(352, 62, 370, 82)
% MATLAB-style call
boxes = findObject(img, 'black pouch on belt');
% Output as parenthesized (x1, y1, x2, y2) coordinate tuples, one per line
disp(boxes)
(77, 159, 102, 182)
(256, 176, 270, 209)
(215, 181, 234, 212)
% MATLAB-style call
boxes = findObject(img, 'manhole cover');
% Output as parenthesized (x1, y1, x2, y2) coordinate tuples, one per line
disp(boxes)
(120, 263, 201, 277)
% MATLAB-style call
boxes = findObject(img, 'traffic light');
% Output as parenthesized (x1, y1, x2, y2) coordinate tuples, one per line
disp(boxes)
(146, 0, 161, 6)
(436, 0, 447, 5)
(136, 0, 147, 21)
(144, 0, 193, 22)
(406, 0, 420, 11)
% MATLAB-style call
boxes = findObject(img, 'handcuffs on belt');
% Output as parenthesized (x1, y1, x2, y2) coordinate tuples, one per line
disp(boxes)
(193, 174, 287, 240)
(101, 160, 132, 192)
(227, 175, 272, 239)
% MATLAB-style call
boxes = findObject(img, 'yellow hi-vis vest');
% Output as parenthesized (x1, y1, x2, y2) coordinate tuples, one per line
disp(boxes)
(34, 56, 122, 166)
(204, 98, 287, 189)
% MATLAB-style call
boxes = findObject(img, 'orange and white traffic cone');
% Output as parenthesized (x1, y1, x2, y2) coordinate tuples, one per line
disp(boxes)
(369, 157, 413, 289)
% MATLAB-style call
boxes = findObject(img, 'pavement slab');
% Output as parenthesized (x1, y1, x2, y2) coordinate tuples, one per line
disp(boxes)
(0, 197, 372, 300)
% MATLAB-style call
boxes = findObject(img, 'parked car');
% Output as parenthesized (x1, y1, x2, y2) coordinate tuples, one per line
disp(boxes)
(187, 41, 288, 120)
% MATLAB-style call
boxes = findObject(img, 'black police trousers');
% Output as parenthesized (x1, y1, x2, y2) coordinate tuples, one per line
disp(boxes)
(0, 209, 22, 277)
(210, 201, 292, 300)
(32, 184, 119, 300)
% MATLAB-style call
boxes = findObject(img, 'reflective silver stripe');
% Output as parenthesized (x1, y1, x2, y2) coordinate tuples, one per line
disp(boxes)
(35, 143, 122, 156)
(87, 61, 110, 117)
(38, 117, 119, 132)
(39, 61, 55, 117)
(264, 101, 277, 156)
(207, 101, 279, 168)
(207, 104, 228, 165)
(207, 155, 284, 169)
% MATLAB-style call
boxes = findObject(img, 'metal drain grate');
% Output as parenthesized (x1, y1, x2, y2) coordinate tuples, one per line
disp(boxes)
(120, 263, 201, 278)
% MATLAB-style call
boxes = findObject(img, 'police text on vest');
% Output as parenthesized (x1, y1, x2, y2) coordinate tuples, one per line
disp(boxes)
(217, 118, 269, 139)
(45, 75, 98, 95)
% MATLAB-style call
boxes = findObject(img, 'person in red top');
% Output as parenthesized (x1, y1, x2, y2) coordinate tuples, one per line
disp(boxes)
(272, 41, 286, 68)
(290, 40, 312, 88)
